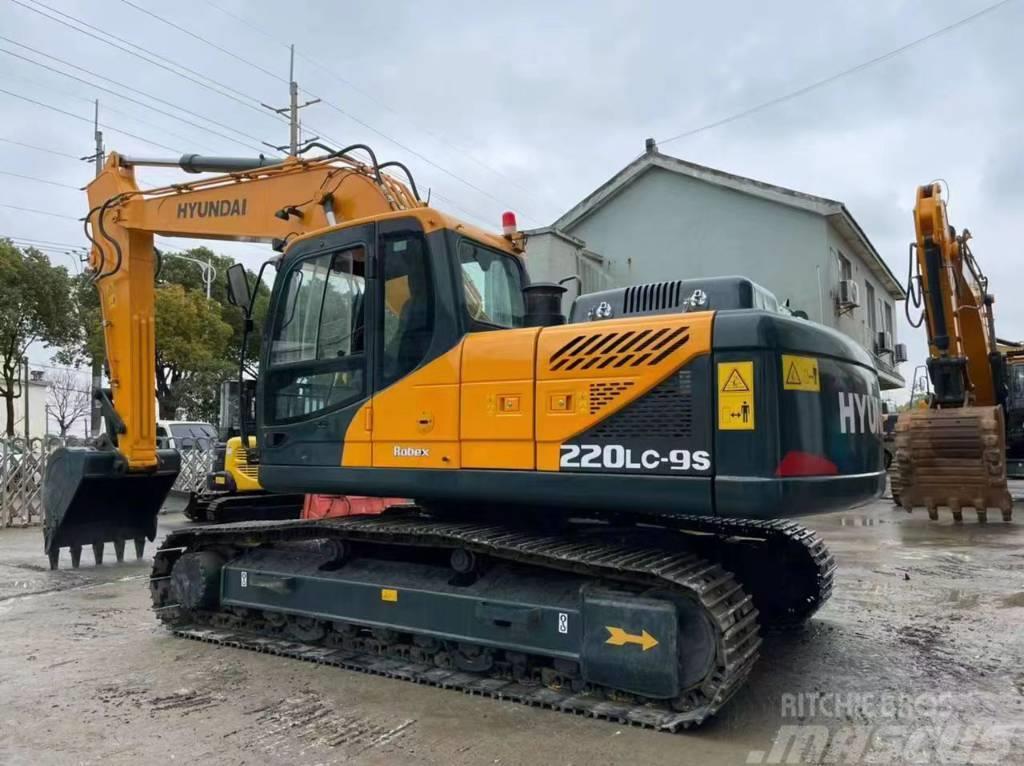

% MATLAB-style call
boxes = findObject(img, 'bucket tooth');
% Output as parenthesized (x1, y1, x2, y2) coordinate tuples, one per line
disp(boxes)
(92, 542, 105, 565)
(976, 510, 988, 524)
(134, 538, 146, 560)
(951, 510, 963, 524)
(113, 538, 126, 563)
(48, 549, 59, 570)
(70, 546, 82, 568)
(927, 507, 939, 521)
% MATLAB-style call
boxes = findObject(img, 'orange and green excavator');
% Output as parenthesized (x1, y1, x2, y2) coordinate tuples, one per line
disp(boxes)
(44, 141, 886, 729)
(895, 182, 1018, 522)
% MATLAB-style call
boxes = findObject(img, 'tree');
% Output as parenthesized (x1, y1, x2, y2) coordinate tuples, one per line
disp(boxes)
(154, 284, 233, 420)
(0, 241, 78, 435)
(47, 368, 91, 436)
(156, 247, 270, 367)
(60, 245, 268, 424)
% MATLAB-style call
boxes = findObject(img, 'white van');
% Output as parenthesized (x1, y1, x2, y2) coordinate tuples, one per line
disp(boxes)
(155, 420, 217, 450)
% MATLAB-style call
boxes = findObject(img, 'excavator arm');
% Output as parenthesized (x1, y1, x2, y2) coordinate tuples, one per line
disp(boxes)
(43, 148, 421, 566)
(912, 183, 1001, 407)
(894, 182, 1011, 520)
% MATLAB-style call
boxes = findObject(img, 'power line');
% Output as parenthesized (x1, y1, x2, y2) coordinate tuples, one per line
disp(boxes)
(203, 0, 554, 209)
(111, 0, 543, 224)
(3, 50, 237, 154)
(0, 234, 84, 248)
(119, 0, 287, 85)
(10, 0, 289, 149)
(0, 86, 182, 152)
(660, 0, 1019, 145)
(0, 203, 79, 220)
(0, 137, 79, 159)
(0, 170, 80, 190)
(0, 36, 277, 153)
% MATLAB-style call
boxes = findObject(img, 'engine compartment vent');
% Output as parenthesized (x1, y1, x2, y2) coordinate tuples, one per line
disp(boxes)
(589, 370, 693, 439)
(548, 326, 691, 372)
(588, 381, 635, 414)
(623, 281, 684, 315)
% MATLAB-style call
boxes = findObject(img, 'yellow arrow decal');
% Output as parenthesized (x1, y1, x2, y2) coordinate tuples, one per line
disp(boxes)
(605, 626, 659, 651)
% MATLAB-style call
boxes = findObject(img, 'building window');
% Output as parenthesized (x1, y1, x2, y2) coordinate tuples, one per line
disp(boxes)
(883, 302, 894, 338)
(837, 251, 852, 282)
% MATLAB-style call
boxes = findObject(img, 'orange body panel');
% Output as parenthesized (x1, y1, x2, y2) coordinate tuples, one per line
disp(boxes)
(368, 346, 462, 469)
(460, 328, 539, 469)
(341, 313, 714, 474)
(535, 313, 713, 470)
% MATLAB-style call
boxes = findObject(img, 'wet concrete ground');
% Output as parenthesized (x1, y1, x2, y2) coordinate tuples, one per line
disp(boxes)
(1, 491, 1023, 765)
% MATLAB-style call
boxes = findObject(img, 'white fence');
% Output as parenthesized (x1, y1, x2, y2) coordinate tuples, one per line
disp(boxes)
(0, 438, 55, 527)
(0, 437, 216, 527)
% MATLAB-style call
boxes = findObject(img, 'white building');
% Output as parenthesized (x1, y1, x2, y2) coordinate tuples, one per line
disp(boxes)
(0, 369, 50, 439)
(526, 140, 906, 390)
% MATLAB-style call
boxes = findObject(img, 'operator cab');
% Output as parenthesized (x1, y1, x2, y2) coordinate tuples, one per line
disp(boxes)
(234, 212, 528, 465)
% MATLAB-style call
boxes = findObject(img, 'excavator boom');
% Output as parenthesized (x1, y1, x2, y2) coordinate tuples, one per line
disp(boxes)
(43, 148, 424, 567)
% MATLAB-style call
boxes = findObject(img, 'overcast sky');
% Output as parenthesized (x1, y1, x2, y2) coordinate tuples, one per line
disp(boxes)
(1, 0, 1022, 401)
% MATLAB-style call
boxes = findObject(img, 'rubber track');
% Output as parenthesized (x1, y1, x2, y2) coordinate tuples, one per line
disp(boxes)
(151, 513, 765, 731)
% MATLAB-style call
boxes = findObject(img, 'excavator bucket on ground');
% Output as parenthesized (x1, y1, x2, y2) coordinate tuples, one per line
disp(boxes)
(43, 446, 180, 569)
(894, 406, 1012, 522)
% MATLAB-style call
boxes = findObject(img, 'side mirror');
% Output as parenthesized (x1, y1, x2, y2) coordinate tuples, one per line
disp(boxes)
(226, 262, 252, 313)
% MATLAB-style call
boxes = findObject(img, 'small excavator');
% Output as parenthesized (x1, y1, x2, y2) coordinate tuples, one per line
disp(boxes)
(43, 142, 885, 729)
(895, 182, 1020, 521)
(183, 381, 304, 524)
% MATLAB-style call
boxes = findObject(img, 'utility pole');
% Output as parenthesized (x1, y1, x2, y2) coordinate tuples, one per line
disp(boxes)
(261, 45, 320, 155)
(22, 357, 29, 440)
(81, 99, 105, 439)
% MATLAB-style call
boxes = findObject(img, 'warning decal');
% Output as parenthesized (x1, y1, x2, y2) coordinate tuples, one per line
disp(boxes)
(718, 361, 755, 431)
(782, 354, 820, 392)
(720, 367, 750, 393)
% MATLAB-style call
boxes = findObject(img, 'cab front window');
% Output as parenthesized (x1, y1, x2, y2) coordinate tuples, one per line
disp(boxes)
(458, 240, 525, 329)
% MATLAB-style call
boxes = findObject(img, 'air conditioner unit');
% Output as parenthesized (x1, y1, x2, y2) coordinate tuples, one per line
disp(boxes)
(893, 343, 908, 363)
(838, 279, 860, 308)
(876, 331, 892, 353)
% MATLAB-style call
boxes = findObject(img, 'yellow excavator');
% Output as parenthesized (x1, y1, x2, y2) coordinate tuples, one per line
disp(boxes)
(895, 183, 1018, 521)
(44, 142, 886, 730)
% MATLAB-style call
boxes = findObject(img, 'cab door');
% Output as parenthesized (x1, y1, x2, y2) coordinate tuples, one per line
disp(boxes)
(369, 223, 462, 468)
(259, 224, 375, 466)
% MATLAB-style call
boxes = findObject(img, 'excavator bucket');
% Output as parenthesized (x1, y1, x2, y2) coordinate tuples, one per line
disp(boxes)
(43, 446, 181, 569)
(894, 406, 1013, 522)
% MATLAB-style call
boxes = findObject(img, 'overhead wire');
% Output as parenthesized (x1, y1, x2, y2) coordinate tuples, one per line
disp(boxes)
(0, 86, 182, 152)
(0, 170, 80, 190)
(0, 41, 268, 153)
(10, 0, 289, 152)
(113, 0, 544, 224)
(0, 203, 79, 220)
(202, 0, 556, 209)
(659, 0, 1019, 145)
(4, 68, 225, 156)
(0, 137, 80, 159)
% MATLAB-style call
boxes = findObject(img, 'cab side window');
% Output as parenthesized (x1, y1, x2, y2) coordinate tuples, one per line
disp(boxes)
(458, 241, 525, 329)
